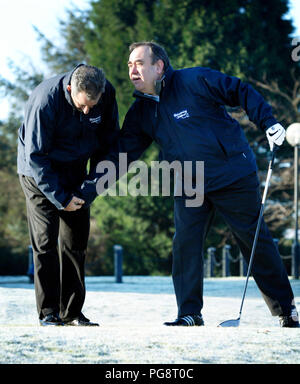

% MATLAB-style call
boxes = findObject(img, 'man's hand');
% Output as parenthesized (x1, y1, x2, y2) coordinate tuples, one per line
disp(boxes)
(266, 123, 286, 151)
(64, 196, 85, 212)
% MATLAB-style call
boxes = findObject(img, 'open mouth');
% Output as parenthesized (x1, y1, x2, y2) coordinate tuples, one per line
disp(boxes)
(131, 77, 141, 82)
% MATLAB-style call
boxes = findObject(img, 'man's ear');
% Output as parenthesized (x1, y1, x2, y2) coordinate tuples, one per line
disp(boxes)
(67, 85, 71, 93)
(156, 59, 165, 76)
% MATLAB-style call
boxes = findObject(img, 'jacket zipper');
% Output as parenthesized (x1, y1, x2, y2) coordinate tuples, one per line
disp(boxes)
(79, 112, 84, 139)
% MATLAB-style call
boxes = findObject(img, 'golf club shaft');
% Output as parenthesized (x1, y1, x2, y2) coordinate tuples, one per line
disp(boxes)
(238, 148, 277, 318)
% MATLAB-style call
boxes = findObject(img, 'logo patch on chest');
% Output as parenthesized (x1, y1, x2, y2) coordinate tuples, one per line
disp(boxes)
(89, 115, 102, 124)
(173, 110, 190, 120)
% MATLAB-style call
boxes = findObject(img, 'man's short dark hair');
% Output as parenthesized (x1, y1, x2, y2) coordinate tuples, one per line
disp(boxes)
(71, 65, 106, 100)
(129, 41, 170, 72)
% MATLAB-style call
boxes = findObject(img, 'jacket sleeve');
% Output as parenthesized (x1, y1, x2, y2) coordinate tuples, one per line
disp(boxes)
(24, 94, 72, 209)
(78, 102, 153, 206)
(197, 68, 278, 131)
(118, 102, 154, 164)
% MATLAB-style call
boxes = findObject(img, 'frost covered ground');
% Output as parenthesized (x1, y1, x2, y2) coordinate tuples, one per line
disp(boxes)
(0, 275, 299, 365)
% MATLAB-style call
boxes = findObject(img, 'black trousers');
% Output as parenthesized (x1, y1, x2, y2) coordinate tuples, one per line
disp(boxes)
(173, 172, 295, 317)
(19, 175, 90, 321)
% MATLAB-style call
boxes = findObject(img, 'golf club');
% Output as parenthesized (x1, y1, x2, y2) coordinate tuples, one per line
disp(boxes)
(218, 145, 278, 327)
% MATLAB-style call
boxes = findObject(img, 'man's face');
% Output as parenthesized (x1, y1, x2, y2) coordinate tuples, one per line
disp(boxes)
(67, 85, 101, 114)
(128, 45, 163, 95)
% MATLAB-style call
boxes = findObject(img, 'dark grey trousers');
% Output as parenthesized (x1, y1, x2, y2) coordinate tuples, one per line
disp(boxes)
(173, 172, 294, 317)
(19, 175, 90, 321)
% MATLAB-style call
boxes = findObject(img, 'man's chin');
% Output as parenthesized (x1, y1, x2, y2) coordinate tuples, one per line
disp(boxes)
(132, 83, 142, 91)
(131, 79, 144, 90)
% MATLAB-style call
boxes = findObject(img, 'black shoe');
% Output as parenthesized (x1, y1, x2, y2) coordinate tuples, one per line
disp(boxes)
(39, 313, 64, 326)
(164, 314, 204, 326)
(64, 313, 99, 326)
(279, 307, 299, 328)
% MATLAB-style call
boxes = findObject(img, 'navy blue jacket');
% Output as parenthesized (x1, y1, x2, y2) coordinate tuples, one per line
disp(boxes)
(17, 64, 119, 209)
(79, 65, 278, 204)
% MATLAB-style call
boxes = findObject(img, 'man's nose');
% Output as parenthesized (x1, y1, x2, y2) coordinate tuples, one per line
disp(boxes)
(82, 106, 90, 114)
(130, 64, 138, 75)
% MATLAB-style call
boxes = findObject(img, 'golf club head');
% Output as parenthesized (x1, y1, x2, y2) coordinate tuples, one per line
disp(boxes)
(218, 318, 240, 327)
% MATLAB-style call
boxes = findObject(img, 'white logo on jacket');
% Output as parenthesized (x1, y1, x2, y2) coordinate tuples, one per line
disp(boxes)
(173, 110, 190, 120)
(89, 115, 102, 124)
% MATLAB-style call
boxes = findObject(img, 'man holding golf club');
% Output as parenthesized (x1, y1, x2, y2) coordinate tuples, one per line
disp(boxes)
(79, 42, 299, 328)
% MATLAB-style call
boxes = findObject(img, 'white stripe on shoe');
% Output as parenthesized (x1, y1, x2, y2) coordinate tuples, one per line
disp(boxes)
(181, 315, 195, 326)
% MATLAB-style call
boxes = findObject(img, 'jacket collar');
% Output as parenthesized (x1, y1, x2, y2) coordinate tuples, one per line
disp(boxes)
(161, 64, 175, 90)
(133, 65, 175, 102)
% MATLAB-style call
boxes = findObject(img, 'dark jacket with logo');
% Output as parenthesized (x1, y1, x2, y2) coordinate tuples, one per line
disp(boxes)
(17, 64, 119, 209)
(79, 65, 278, 204)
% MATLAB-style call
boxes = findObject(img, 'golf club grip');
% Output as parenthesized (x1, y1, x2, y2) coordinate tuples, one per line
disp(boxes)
(262, 146, 278, 203)
(270, 144, 279, 168)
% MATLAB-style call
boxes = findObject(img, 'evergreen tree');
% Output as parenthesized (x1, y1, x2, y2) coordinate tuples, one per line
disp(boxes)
(33, 7, 91, 74)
